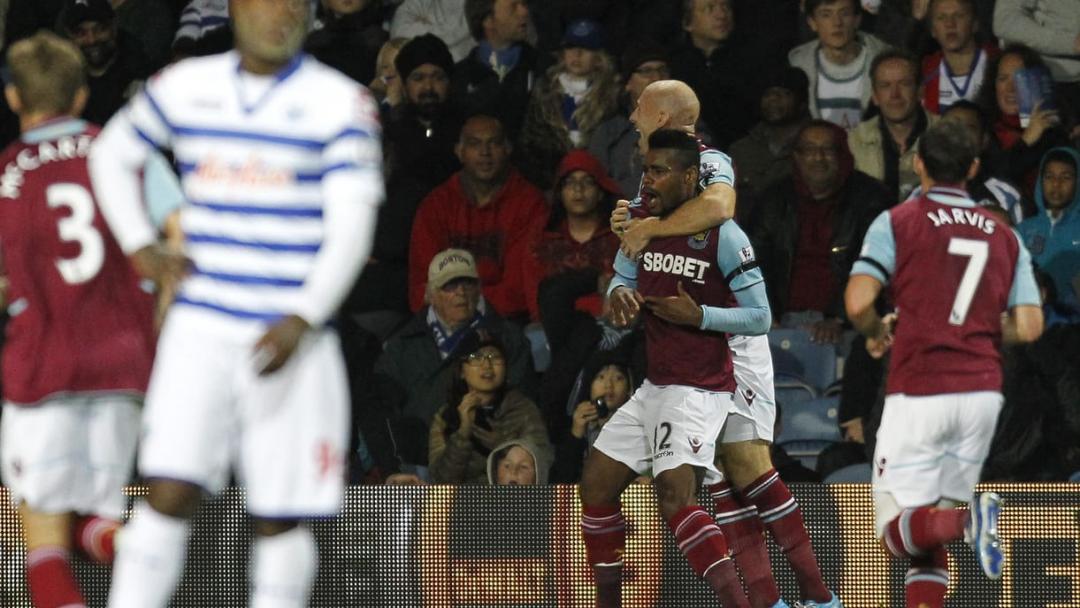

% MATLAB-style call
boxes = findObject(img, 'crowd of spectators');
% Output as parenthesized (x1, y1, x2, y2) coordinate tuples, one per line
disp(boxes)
(0, 0, 1078, 485)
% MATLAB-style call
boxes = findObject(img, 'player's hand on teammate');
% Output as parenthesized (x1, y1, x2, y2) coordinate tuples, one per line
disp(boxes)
(610, 199, 632, 234)
(865, 312, 897, 359)
(643, 282, 703, 328)
(253, 314, 311, 375)
(809, 317, 844, 344)
(619, 216, 658, 260)
(131, 243, 192, 287)
(840, 417, 865, 443)
(571, 401, 602, 439)
(608, 286, 644, 327)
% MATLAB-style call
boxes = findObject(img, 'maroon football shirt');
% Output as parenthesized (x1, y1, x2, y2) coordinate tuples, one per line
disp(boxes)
(0, 119, 155, 405)
(886, 192, 1021, 395)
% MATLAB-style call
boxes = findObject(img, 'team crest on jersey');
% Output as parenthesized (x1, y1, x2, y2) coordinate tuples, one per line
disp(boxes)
(687, 231, 710, 250)
(688, 437, 703, 454)
(876, 457, 887, 477)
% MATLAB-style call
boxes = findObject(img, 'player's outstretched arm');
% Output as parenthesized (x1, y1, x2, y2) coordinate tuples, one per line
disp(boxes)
(619, 182, 735, 259)
(607, 249, 643, 327)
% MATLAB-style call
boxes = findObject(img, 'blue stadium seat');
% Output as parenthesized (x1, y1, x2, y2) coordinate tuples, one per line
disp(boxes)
(824, 463, 872, 484)
(774, 373, 817, 407)
(775, 395, 841, 444)
(523, 323, 551, 372)
(768, 328, 839, 391)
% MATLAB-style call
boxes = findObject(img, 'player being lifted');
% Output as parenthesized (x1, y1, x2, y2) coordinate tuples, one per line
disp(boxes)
(612, 80, 840, 608)
(845, 119, 1043, 608)
(580, 129, 771, 608)
(87, 0, 383, 606)
(0, 31, 158, 608)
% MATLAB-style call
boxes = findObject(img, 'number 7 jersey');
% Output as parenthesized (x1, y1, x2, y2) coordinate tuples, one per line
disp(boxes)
(0, 118, 155, 405)
(852, 186, 1040, 396)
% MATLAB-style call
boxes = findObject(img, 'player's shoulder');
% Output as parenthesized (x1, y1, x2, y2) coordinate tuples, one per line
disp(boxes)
(698, 144, 733, 170)
(149, 52, 233, 90)
(292, 55, 380, 126)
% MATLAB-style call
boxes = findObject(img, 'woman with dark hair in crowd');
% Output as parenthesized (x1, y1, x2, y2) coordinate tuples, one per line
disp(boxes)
(428, 331, 550, 484)
(978, 43, 1072, 202)
(550, 352, 635, 483)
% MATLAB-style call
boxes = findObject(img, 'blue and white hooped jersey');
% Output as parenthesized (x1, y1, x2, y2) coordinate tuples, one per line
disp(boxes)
(124, 51, 382, 324)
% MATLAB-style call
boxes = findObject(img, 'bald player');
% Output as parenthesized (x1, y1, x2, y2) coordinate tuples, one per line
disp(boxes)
(611, 80, 841, 608)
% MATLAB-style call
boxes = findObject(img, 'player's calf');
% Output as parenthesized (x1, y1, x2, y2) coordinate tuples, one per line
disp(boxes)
(708, 479, 781, 608)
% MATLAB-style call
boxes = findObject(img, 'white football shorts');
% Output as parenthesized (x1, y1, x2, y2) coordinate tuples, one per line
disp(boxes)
(722, 334, 776, 444)
(872, 390, 1002, 536)
(1, 395, 140, 519)
(592, 379, 733, 478)
(138, 308, 349, 518)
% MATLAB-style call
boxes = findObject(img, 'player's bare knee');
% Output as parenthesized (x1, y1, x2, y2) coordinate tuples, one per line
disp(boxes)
(252, 518, 299, 537)
(653, 470, 696, 519)
(146, 479, 202, 519)
(720, 440, 772, 489)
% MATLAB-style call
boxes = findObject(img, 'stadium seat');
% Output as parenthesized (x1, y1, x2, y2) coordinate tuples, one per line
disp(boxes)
(775, 395, 841, 444)
(768, 328, 839, 391)
(776, 439, 837, 472)
(524, 323, 551, 372)
(774, 374, 818, 409)
(824, 463, 872, 484)
(1069, 470, 1080, 484)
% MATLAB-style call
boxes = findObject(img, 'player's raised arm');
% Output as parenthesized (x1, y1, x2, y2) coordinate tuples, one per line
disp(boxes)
(619, 172, 735, 259)
(291, 89, 384, 329)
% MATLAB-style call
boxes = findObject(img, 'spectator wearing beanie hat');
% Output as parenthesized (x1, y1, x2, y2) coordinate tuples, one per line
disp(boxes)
(728, 66, 812, 222)
(589, 39, 671, 197)
(347, 33, 463, 318)
(522, 149, 622, 349)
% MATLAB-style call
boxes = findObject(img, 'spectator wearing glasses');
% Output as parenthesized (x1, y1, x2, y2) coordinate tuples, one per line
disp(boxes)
(362, 249, 538, 480)
(428, 331, 550, 484)
(749, 120, 891, 343)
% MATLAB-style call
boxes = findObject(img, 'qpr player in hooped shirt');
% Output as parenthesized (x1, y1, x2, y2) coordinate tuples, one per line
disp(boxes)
(87, 1, 384, 607)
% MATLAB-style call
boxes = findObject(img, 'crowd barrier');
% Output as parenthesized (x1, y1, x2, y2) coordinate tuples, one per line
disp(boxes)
(1, 484, 1077, 607)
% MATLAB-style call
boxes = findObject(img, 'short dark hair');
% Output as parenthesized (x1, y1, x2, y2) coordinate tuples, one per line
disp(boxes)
(869, 49, 919, 86)
(647, 129, 699, 172)
(1043, 149, 1078, 172)
(927, 0, 975, 17)
(917, 120, 980, 184)
(942, 100, 989, 134)
(804, 0, 859, 16)
(465, 0, 495, 42)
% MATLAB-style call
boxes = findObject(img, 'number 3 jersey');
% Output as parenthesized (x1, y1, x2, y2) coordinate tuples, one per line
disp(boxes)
(852, 186, 1040, 396)
(0, 118, 155, 405)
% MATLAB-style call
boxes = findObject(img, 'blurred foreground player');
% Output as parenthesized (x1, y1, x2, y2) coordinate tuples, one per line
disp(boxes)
(87, 0, 383, 606)
(845, 119, 1043, 608)
(0, 31, 156, 608)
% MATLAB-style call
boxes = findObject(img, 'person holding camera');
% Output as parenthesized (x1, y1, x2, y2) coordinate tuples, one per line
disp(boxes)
(428, 331, 551, 484)
(551, 354, 636, 483)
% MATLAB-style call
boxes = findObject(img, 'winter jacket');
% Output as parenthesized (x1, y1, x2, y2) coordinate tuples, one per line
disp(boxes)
(749, 171, 892, 319)
(848, 109, 938, 202)
(429, 390, 550, 484)
(1017, 146, 1080, 314)
(364, 309, 537, 472)
(451, 43, 538, 139)
(787, 33, 891, 120)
